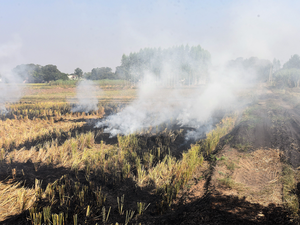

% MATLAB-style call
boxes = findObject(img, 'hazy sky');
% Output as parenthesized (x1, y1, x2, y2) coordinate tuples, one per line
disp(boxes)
(1, 0, 300, 73)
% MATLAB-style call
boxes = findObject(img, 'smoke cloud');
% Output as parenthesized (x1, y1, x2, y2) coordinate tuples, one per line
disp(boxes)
(71, 80, 101, 113)
(95, 59, 255, 140)
(0, 37, 24, 114)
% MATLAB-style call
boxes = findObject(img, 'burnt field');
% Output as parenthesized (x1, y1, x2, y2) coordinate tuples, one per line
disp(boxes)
(0, 85, 300, 225)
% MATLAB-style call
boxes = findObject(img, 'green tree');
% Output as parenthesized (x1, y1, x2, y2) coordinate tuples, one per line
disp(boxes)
(87, 67, 115, 80)
(12, 64, 43, 83)
(227, 57, 272, 82)
(283, 54, 300, 69)
(41, 65, 68, 82)
(272, 54, 300, 88)
(116, 45, 211, 85)
(12, 64, 68, 83)
(83, 72, 91, 79)
(273, 68, 300, 88)
(74, 68, 83, 79)
(273, 58, 281, 72)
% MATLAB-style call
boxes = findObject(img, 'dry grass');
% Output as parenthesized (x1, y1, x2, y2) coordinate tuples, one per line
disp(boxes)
(200, 116, 237, 156)
(0, 115, 236, 224)
(0, 116, 85, 150)
(0, 85, 238, 224)
(212, 147, 284, 207)
(0, 182, 36, 221)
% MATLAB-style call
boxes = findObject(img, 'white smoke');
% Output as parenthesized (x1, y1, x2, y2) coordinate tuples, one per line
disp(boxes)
(95, 64, 248, 140)
(71, 80, 101, 113)
(0, 37, 24, 114)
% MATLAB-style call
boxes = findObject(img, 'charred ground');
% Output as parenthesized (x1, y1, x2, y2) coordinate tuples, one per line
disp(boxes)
(1, 86, 300, 224)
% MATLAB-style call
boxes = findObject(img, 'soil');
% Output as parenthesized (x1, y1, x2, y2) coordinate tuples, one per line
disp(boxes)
(211, 147, 283, 206)
(229, 89, 300, 168)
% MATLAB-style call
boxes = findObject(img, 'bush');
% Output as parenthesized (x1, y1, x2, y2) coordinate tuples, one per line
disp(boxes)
(273, 68, 300, 88)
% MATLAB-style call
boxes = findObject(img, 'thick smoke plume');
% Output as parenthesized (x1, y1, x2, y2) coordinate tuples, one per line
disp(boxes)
(95, 60, 257, 140)
(71, 80, 101, 113)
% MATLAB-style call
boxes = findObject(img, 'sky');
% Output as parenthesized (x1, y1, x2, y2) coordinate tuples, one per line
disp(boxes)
(1, 0, 300, 74)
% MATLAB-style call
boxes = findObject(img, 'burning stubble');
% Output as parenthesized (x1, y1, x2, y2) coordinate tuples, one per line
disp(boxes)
(94, 66, 252, 141)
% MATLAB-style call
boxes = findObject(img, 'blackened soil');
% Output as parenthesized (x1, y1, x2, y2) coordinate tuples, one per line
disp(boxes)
(228, 92, 300, 168)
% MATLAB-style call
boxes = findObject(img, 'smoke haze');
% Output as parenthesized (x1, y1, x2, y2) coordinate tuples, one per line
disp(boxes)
(2, 1, 299, 137)
(0, 37, 23, 114)
(95, 60, 254, 140)
(1, 1, 300, 73)
(71, 80, 101, 113)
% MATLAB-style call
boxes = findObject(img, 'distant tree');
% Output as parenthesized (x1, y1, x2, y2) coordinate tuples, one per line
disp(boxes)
(283, 54, 300, 69)
(115, 66, 127, 80)
(87, 67, 115, 80)
(227, 57, 272, 82)
(117, 45, 211, 85)
(74, 68, 83, 79)
(12, 64, 68, 83)
(12, 64, 44, 82)
(13, 64, 36, 82)
(272, 58, 281, 72)
(83, 72, 91, 79)
(41, 65, 68, 82)
(272, 54, 300, 88)
(31, 65, 44, 82)
(273, 68, 300, 88)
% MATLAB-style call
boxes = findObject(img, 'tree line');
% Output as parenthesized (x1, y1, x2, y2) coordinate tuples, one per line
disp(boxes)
(115, 45, 211, 85)
(11, 64, 69, 83)
(226, 57, 272, 83)
(5, 45, 211, 84)
(272, 54, 300, 88)
(4, 45, 300, 87)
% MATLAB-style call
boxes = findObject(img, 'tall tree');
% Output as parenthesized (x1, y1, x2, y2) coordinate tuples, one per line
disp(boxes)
(74, 68, 83, 79)
(12, 64, 68, 83)
(227, 57, 272, 82)
(283, 54, 300, 69)
(86, 67, 115, 80)
(41, 65, 68, 82)
(272, 58, 281, 72)
(116, 45, 211, 85)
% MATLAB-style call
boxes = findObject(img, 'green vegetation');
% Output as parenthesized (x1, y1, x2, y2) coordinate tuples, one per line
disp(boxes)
(9, 45, 211, 85)
(217, 176, 235, 189)
(273, 68, 300, 88)
(282, 165, 299, 218)
(12, 64, 68, 83)
(48, 79, 78, 87)
(85, 67, 118, 80)
(198, 116, 237, 157)
(272, 54, 300, 88)
(227, 57, 272, 82)
(116, 45, 211, 85)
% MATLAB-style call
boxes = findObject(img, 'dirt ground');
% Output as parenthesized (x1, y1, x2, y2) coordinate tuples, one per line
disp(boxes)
(211, 147, 283, 206)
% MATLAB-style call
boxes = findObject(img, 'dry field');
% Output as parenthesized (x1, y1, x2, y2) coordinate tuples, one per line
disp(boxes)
(0, 83, 299, 224)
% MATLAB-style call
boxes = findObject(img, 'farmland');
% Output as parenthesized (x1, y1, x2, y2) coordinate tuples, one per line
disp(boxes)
(0, 82, 299, 225)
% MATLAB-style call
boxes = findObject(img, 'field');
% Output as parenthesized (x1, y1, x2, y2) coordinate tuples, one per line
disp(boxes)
(0, 81, 300, 224)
